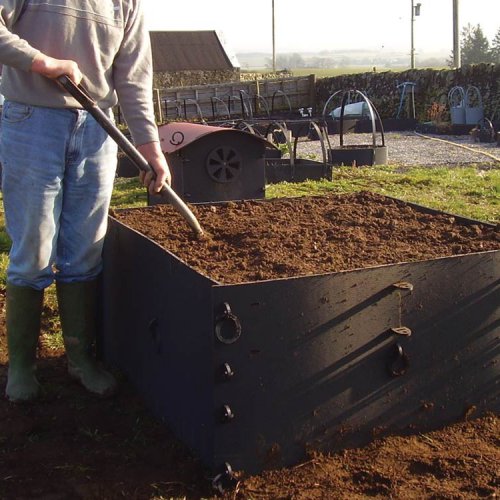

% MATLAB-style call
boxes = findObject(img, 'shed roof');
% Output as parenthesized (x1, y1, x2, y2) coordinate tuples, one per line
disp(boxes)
(158, 122, 276, 154)
(149, 31, 240, 72)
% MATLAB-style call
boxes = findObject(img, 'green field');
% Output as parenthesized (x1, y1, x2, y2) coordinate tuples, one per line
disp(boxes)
(290, 67, 376, 78)
(288, 67, 447, 78)
(241, 67, 399, 78)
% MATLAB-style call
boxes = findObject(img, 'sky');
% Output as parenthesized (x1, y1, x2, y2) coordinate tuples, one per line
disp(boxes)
(143, 0, 500, 56)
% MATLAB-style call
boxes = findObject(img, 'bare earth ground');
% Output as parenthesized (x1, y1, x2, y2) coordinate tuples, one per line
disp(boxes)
(1, 191, 498, 499)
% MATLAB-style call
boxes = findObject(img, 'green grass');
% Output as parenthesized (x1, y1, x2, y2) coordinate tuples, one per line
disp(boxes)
(266, 165, 500, 223)
(292, 67, 376, 78)
(0, 253, 8, 287)
(0, 208, 11, 254)
(111, 177, 148, 208)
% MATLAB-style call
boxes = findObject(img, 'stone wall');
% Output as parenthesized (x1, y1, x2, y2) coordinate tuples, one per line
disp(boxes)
(316, 64, 500, 122)
(153, 69, 240, 88)
(240, 70, 293, 82)
(153, 70, 295, 88)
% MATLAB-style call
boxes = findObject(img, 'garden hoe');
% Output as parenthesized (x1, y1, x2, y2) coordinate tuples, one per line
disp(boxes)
(57, 74, 204, 237)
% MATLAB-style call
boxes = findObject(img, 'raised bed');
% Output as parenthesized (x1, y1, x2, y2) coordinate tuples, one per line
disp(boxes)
(101, 192, 499, 476)
(329, 91, 388, 167)
(265, 121, 333, 183)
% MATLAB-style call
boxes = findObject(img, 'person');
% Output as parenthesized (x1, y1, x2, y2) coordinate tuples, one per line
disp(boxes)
(0, 0, 171, 402)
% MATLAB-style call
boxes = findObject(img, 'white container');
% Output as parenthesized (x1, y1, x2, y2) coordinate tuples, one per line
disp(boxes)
(331, 101, 368, 118)
(448, 86, 466, 125)
(465, 86, 484, 125)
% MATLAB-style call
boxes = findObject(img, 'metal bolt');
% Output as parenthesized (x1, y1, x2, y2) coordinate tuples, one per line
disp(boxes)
(222, 404, 235, 422)
(222, 363, 235, 380)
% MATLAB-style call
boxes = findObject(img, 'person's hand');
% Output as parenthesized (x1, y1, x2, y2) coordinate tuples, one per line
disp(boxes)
(31, 53, 82, 84)
(136, 141, 172, 195)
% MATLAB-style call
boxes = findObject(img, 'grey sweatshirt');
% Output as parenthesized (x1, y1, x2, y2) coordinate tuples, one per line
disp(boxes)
(0, 0, 158, 145)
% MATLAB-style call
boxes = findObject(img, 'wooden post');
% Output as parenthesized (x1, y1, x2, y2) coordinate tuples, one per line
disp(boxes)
(154, 88, 163, 123)
(264, 80, 270, 114)
(255, 78, 260, 115)
(272, 0, 276, 73)
(308, 74, 316, 115)
(453, 0, 461, 68)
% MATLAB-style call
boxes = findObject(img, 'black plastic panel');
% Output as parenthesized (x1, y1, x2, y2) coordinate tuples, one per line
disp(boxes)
(100, 207, 499, 475)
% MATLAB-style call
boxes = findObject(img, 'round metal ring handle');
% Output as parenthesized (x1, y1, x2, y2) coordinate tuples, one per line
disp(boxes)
(212, 462, 236, 493)
(215, 303, 242, 344)
(387, 342, 410, 377)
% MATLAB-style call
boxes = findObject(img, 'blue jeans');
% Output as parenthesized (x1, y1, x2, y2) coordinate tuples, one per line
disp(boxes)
(1, 101, 117, 289)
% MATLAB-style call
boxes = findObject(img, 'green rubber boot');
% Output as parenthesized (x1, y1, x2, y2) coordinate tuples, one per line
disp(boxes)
(56, 280, 116, 397)
(5, 284, 44, 402)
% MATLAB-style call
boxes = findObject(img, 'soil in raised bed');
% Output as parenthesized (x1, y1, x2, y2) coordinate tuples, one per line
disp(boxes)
(112, 191, 499, 284)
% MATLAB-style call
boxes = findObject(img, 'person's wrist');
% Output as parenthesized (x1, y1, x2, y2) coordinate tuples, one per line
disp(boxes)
(30, 53, 48, 74)
(137, 141, 164, 161)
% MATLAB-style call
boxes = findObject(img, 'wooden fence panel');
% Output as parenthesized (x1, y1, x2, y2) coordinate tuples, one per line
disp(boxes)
(151, 75, 316, 122)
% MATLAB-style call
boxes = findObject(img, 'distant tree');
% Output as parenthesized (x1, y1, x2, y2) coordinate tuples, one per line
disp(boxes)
(265, 55, 287, 70)
(490, 27, 500, 64)
(339, 56, 352, 67)
(419, 57, 448, 68)
(288, 53, 306, 68)
(460, 23, 492, 65)
(276, 54, 291, 69)
(308, 56, 335, 68)
(266, 53, 306, 70)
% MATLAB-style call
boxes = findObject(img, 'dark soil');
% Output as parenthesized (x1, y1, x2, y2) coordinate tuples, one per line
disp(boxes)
(1, 191, 499, 499)
(113, 191, 499, 284)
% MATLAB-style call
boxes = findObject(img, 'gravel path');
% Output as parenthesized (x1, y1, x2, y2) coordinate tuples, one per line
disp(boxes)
(295, 131, 500, 167)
